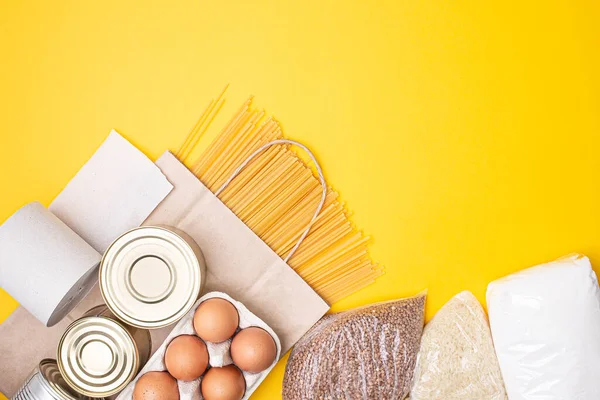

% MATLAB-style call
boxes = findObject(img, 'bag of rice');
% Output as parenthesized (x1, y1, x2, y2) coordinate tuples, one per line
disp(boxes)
(410, 291, 507, 400)
(282, 293, 426, 400)
(487, 254, 600, 400)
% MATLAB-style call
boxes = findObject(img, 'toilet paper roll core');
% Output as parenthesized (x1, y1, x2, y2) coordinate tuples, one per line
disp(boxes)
(0, 202, 102, 326)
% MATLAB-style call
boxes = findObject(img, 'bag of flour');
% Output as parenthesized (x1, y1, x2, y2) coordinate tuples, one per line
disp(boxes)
(487, 254, 600, 400)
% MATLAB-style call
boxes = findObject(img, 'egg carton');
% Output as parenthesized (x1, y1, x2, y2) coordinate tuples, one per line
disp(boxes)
(116, 292, 282, 400)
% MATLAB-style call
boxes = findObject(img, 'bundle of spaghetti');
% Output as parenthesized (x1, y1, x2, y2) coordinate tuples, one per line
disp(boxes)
(177, 93, 383, 304)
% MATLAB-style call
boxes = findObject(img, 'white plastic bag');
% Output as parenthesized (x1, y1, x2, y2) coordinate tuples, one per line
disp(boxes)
(487, 254, 600, 400)
(411, 291, 507, 400)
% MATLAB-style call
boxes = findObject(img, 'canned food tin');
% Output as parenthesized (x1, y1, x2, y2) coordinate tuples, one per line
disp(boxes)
(83, 305, 152, 369)
(57, 317, 139, 397)
(12, 359, 97, 400)
(99, 225, 205, 329)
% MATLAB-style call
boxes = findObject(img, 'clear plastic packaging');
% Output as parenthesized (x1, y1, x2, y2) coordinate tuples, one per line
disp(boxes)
(487, 254, 600, 400)
(282, 293, 426, 400)
(411, 291, 507, 400)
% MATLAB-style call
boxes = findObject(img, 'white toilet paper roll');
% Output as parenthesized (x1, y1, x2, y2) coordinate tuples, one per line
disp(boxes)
(0, 202, 101, 327)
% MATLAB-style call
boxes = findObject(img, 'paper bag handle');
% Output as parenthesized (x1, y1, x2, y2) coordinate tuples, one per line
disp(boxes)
(215, 139, 327, 263)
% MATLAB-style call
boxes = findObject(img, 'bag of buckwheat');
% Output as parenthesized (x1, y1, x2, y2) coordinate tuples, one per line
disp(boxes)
(282, 292, 426, 400)
(410, 291, 507, 400)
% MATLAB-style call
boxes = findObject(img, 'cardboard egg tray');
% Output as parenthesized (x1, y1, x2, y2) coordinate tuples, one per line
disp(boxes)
(116, 292, 282, 400)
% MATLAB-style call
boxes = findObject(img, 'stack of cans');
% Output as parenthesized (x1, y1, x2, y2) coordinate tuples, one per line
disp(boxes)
(12, 226, 206, 400)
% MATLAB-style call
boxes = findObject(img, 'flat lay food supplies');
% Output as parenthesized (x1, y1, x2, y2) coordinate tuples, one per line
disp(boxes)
(0, 94, 331, 400)
(1, 92, 600, 400)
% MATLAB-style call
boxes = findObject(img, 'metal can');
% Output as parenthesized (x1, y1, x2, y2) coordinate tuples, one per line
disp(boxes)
(99, 225, 205, 329)
(12, 359, 97, 400)
(82, 305, 152, 368)
(57, 316, 139, 397)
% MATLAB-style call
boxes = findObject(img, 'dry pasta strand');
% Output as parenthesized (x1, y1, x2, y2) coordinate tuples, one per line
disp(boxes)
(177, 84, 228, 162)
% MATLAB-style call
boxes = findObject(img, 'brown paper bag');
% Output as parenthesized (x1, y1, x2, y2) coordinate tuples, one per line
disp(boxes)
(0, 150, 329, 397)
(144, 151, 330, 353)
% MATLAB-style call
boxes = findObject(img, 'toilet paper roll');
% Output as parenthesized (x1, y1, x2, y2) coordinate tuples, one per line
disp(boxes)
(0, 202, 101, 327)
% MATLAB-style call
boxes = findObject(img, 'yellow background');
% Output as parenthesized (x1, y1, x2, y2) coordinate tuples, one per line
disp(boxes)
(1, 0, 599, 398)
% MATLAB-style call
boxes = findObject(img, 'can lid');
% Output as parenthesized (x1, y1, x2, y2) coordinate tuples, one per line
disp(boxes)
(99, 226, 202, 329)
(38, 359, 95, 400)
(57, 317, 139, 397)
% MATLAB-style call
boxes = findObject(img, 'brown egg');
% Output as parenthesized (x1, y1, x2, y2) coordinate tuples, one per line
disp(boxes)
(230, 327, 277, 373)
(201, 365, 246, 400)
(133, 371, 179, 400)
(165, 335, 209, 381)
(193, 298, 239, 343)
